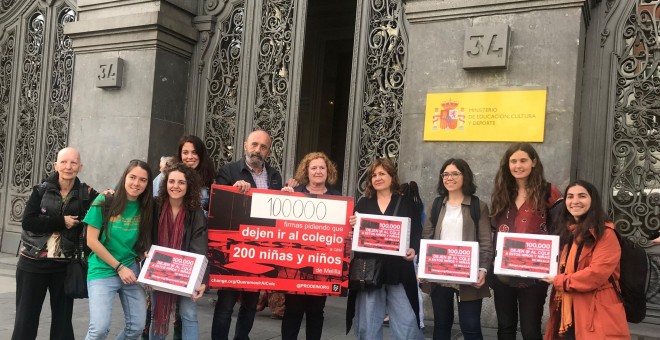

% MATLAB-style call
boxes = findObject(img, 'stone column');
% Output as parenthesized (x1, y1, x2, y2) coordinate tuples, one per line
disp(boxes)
(65, 0, 198, 188)
(400, 0, 591, 328)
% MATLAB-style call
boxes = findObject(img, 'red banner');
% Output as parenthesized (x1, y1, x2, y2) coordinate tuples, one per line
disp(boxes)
(207, 185, 353, 296)
(500, 236, 553, 273)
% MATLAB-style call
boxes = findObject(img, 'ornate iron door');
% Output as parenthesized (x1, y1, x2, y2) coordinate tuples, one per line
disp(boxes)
(194, 0, 408, 195)
(601, 0, 660, 323)
(0, 0, 76, 252)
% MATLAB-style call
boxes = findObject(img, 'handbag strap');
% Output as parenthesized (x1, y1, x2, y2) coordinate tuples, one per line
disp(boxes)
(76, 185, 86, 260)
(393, 195, 402, 216)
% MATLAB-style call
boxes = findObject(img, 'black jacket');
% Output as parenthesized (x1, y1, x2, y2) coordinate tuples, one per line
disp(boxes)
(152, 205, 208, 282)
(216, 158, 283, 190)
(152, 206, 208, 255)
(21, 172, 98, 259)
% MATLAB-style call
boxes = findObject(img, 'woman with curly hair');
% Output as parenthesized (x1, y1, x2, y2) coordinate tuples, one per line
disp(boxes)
(150, 163, 208, 339)
(280, 152, 341, 340)
(489, 143, 563, 340)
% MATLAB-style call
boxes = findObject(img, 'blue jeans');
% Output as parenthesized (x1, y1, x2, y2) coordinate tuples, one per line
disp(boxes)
(211, 290, 259, 340)
(430, 286, 483, 340)
(150, 293, 198, 340)
(354, 283, 424, 340)
(85, 263, 147, 340)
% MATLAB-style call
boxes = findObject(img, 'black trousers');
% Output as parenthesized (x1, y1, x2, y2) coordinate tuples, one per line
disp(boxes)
(281, 294, 327, 340)
(12, 268, 74, 340)
(490, 275, 549, 340)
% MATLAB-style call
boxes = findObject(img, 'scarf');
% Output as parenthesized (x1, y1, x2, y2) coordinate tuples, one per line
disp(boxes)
(555, 226, 579, 336)
(152, 201, 186, 336)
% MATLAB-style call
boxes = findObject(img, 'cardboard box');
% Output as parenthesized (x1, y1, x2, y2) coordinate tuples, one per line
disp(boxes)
(138, 245, 208, 296)
(417, 239, 479, 284)
(351, 213, 410, 256)
(494, 232, 560, 279)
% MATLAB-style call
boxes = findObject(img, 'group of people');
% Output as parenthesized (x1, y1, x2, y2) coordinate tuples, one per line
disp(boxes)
(345, 143, 630, 340)
(12, 128, 632, 340)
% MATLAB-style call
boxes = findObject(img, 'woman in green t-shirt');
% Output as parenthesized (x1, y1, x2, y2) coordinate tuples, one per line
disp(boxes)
(83, 159, 154, 340)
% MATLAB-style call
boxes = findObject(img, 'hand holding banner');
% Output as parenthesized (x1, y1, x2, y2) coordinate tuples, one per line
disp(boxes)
(207, 185, 353, 296)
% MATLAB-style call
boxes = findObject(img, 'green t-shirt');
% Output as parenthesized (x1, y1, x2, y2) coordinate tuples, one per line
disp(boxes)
(83, 195, 141, 281)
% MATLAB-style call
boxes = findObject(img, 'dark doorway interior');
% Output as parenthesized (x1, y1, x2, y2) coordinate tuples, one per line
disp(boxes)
(296, 0, 356, 191)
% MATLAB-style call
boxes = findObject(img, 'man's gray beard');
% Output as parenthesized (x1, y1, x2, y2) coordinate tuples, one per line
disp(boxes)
(245, 153, 264, 168)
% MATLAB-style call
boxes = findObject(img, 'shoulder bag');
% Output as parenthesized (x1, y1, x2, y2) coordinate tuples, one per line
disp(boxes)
(348, 196, 401, 290)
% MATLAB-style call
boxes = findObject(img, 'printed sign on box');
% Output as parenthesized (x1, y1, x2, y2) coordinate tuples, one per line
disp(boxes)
(494, 232, 559, 279)
(138, 245, 208, 296)
(418, 240, 479, 284)
(207, 185, 353, 296)
(351, 213, 411, 257)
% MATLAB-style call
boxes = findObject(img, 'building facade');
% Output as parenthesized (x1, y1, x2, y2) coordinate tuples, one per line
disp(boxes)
(0, 0, 659, 330)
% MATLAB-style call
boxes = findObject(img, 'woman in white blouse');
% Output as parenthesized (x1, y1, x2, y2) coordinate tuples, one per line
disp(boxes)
(420, 158, 493, 340)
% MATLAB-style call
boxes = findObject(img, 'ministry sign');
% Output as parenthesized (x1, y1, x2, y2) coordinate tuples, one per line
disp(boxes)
(424, 87, 547, 142)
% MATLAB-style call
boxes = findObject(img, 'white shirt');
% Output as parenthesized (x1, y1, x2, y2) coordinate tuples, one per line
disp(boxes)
(440, 203, 463, 241)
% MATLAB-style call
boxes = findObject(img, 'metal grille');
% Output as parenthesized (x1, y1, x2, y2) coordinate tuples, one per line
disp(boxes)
(0, 29, 15, 186)
(205, 2, 245, 169)
(355, 0, 408, 195)
(253, 0, 295, 174)
(43, 6, 76, 178)
(610, 0, 660, 245)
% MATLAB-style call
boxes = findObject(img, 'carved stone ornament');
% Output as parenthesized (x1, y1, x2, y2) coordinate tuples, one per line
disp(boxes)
(601, 0, 622, 46)
(609, 0, 660, 246)
(0, 0, 17, 15)
(356, 0, 408, 194)
(205, 0, 227, 17)
(253, 0, 295, 174)
(205, 2, 244, 169)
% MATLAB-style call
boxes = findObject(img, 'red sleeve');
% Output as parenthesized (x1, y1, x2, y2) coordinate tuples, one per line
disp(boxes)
(548, 184, 563, 207)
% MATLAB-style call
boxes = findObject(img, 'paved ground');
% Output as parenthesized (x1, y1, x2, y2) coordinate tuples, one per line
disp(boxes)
(0, 253, 656, 339)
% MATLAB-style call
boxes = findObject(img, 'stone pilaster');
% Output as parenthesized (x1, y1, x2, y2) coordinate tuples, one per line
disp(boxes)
(64, 0, 198, 187)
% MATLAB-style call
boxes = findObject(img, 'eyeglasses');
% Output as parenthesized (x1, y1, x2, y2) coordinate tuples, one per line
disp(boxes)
(441, 172, 462, 179)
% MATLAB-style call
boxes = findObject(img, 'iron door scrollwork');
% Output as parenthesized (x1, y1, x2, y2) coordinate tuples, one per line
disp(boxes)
(610, 1, 660, 245)
(356, 0, 408, 195)
(43, 6, 76, 178)
(205, 2, 245, 169)
(253, 0, 295, 174)
(13, 10, 45, 191)
(609, 0, 660, 305)
(0, 28, 15, 186)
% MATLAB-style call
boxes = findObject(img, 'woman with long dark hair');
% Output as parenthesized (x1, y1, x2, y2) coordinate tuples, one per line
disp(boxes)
(83, 160, 154, 339)
(542, 180, 629, 339)
(346, 158, 423, 340)
(150, 163, 207, 339)
(176, 135, 216, 214)
(421, 158, 492, 340)
(490, 143, 563, 340)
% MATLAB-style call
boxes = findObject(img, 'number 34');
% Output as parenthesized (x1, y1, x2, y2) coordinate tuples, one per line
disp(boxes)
(466, 33, 503, 57)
